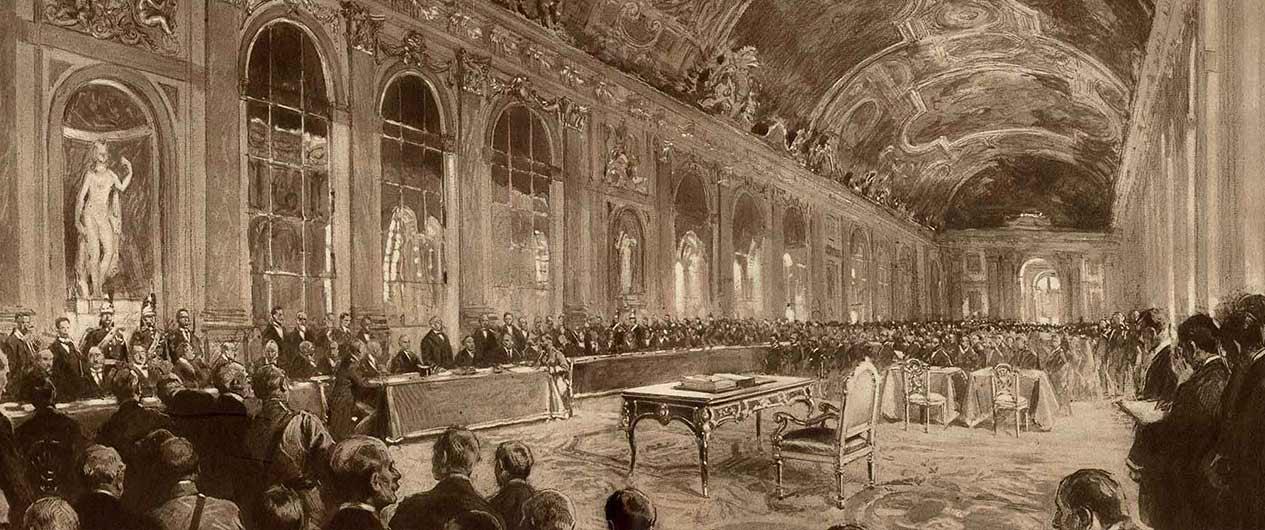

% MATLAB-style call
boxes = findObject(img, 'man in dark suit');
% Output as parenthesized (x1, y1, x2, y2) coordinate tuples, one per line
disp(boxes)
(489, 441, 536, 530)
(356, 316, 375, 347)
(326, 436, 400, 530)
(144, 436, 245, 530)
(420, 317, 454, 368)
(1211, 294, 1265, 530)
(203, 362, 253, 505)
(604, 488, 656, 530)
(503, 313, 528, 355)
(449, 336, 478, 369)
(1128, 314, 1228, 530)
(163, 308, 203, 364)
(15, 376, 88, 498)
(1136, 309, 1178, 404)
(96, 369, 173, 513)
(263, 306, 288, 356)
(78, 347, 109, 399)
(284, 311, 314, 366)
(80, 300, 126, 362)
(20, 349, 56, 404)
(50, 317, 88, 401)
(3, 312, 39, 399)
(76, 444, 155, 530)
(391, 335, 427, 375)
(473, 314, 500, 363)
(479, 335, 516, 368)
(390, 427, 502, 530)
(0, 364, 33, 529)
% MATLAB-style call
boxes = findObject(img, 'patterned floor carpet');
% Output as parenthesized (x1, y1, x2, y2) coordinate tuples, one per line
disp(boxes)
(387, 396, 1140, 530)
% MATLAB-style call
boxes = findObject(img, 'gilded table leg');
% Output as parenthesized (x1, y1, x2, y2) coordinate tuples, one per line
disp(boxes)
(697, 428, 711, 497)
(623, 400, 638, 476)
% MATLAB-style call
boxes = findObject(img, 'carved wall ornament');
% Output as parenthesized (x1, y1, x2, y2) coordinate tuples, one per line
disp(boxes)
(489, 26, 520, 56)
(603, 121, 648, 193)
(559, 64, 586, 88)
(447, 11, 484, 41)
(455, 51, 493, 96)
(380, 31, 450, 71)
(44, 0, 180, 55)
(341, 1, 384, 55)
(492, 75, 562, 113)
(524, 45, 553, 71)
(655, 137, 673, 163)
(561, 99, 590, 131)
(492, 0, 564, 32)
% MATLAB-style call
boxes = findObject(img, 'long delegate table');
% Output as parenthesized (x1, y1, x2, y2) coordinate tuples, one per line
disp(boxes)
(376, 367, 559, 440)
(572, 346, 769, 396)
(3, 379, 329, 434)
(6, 346, 776, 441)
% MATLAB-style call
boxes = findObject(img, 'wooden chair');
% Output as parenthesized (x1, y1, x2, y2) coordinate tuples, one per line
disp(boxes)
(901, 358, 948, 432)
(990, 363, 1029, 436)
(771, 359, 881, 508)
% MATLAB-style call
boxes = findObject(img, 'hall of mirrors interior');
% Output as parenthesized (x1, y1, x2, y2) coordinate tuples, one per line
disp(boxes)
(3, 0, 1265, 529)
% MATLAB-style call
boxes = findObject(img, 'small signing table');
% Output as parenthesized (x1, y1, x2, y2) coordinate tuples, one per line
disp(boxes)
(620, 375, 815, 497)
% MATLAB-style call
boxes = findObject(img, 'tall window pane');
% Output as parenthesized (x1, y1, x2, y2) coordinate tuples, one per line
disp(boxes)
(243, 22, 332, 323)
(488, 105, 555, 317)
(381, 74, 447, 326)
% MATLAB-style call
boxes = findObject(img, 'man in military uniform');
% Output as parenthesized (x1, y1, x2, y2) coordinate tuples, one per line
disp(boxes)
(245, 365, 335, 530)
(80, 298, 125, 362)
(128, 294, 160, 354)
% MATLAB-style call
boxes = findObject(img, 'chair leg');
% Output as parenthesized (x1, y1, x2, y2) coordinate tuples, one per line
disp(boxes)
(1014, 409, 1020, 438)
(836, 468, 846, 509)
(774, 458, 784, 499)
(992, 406, 998, 435)
(923, 406, 929, 433)
(942, 403, 950, 430)
(866, 453, 876, 487)
(903, 403, 909, 431)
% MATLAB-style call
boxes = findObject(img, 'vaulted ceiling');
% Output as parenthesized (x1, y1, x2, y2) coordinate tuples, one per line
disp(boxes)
(561, 0, 1156, 230)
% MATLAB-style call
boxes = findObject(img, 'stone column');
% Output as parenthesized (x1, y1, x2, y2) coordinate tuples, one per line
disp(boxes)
(986, 253, 1002, 319)
(715, 181, 734, 317)
(561, 99, 592, 324)
(346, 45, 386, 334)
(200, 0, 253, 338)
(0, 0, 19, 305)
(455, 53, 493, 333)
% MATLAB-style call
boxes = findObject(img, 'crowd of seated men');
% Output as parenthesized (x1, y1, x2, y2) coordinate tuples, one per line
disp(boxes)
(0, 352, 656, 530)
(762, 311, 1172, 405)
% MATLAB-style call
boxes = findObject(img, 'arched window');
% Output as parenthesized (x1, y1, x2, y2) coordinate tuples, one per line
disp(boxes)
(732, 194, 764, 318)
(243, 21, 333, 323)
(783, 207, 808, 321)
(61, 81, 159, 301)
(674, 173, 710, 317)
(489, 104, 556, 316)
(848, 228, 870, 323)
(380, 74, 447, 326)
(611, 209, 644, 304)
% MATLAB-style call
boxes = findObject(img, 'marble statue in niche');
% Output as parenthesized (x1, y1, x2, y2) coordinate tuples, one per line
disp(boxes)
(75, 140, 135, 298)
(62, 82, 157, 300)
(611, 210, 644, 299)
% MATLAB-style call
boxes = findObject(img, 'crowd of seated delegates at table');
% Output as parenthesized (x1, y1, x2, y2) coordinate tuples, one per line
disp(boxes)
(760, 312, 1177, 404)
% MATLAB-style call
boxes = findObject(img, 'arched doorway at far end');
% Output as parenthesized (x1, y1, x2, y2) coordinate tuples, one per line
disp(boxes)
(1019, 258, 1062, 324)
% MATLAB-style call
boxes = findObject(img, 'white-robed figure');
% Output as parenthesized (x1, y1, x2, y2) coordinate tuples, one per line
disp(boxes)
(535, 339, 572, 419)
(74, 140, 133, 297)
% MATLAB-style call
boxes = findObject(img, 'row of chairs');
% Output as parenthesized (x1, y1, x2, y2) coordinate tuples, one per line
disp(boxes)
(767, 358, 1030, 508)
(901, 359, 1030, 437)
